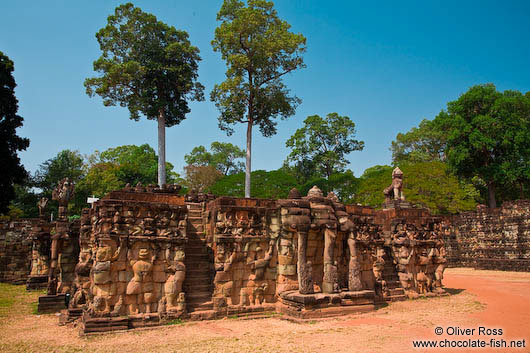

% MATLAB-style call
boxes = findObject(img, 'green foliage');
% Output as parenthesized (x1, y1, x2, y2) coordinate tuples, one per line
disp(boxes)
(299, 170, 359, 204)
(78, 144, 180, 198)
(84, 3, 204, 126)
(211, 0, 306, 196)
(33, 150, 86, 215)
(183, 165, 223, 192)
(285, 113, 364, 179)
(210, 169, 298, 199)
(184, 142, 245, 175)
(9, 183, 40, 218)
(435, 84, 530, 207)
(280, 159, 319, 185)
(34, 150, 85, 192)
(0, 51, 30, 214)
(402, 162, 478, 214)
(353, 165, 393, 208)
(391, 118, 446, 164)
(353, 162, 478, 214)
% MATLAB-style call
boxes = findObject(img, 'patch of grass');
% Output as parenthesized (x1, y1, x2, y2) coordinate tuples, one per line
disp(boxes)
(31, 301, 39, 315)
(308, 320, 317, 325)
(0, 282, 42, 319)
(165, 318, 183, 325)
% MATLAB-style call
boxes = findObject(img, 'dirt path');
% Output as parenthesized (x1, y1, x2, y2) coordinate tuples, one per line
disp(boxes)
(0, 268, 528, 353)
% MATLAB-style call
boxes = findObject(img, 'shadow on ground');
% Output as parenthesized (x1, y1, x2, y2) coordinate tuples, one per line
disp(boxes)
(444, 287, 465, 295)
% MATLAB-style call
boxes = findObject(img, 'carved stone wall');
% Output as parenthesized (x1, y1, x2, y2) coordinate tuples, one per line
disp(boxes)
(0, 219, 36, 284)
(71, 187, 189, 330)
(447, 200, 530, 271)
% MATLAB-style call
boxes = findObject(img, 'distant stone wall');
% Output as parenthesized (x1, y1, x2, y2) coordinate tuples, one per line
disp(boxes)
(446, 200, 530, 271)
(0, 219, 38, 284)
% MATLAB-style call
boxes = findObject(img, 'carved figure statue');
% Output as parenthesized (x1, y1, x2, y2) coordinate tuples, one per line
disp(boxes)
(432, 238, 447, 294)
(213, 242, 240, 306)
(163, 245, 186, 312)
(52, 178, 75, 219)
(126, 247, 156, 314)
(92, 243, 121, 314)
(252, 283, 268, 305)
(347, 232, 363, 291)
(372, 246, 386, 296)
(37, 197, 48, 219)
(384, 167, 405, 202)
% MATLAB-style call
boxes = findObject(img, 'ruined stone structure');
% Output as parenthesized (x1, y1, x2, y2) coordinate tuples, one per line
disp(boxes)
(445, 200, 530, 271)
(0, 170, 520, 334)
(0, 219, 35, 284)
(39, 172, 448, 333)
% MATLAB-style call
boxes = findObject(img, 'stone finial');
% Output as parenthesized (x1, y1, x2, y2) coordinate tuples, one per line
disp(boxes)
(326, 191, 339, 203)
(307, 185, 323, 198)
(52, 178, 75, 205)
(392, 167, 403, 178)
(288, 188, 301, 199)
(37, 197, 48, 218)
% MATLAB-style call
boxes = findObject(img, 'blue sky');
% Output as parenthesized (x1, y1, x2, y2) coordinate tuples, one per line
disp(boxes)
(2, 0, 529, 178)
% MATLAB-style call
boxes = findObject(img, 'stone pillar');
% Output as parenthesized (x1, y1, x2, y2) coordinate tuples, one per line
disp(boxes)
(322, 227, 338, 293)
(347, 235, 362, 291)
(297, 230, 313, 294)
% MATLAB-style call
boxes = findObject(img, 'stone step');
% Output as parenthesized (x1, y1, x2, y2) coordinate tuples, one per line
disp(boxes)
(185, 246, 211, 255)
(188, 306, 215, 317)
(184, 261, 211, 270)
(186, 268, 213, 277)
(185, 253, 211, 261)
(187, 215, 203, 222)
(187, 291, 213, 302)
(388, 288, 405, 296)
(183, 283, 213, 292)
(187, 225, 205, 232)
(386, 294, 407, 302)
(188, 210, 202, 217)
(187, 236, 205, 242)
(185, 276, 212, 287)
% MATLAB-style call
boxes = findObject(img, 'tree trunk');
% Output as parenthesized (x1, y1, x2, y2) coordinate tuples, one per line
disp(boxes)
(158, 110, 166, 187)
(245, 120, 252, 198)
(488, 181, 496, 209)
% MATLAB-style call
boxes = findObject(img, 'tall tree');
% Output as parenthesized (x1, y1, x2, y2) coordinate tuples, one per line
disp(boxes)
(0, 51, 30, 214)
(435, 84, 530, 208)
(211, 0, 306, 197)
(85, 3, 204, 187)
(391, 118, 446, 164)
(285, 113, 364, 179)
(184, 141, 245, 175)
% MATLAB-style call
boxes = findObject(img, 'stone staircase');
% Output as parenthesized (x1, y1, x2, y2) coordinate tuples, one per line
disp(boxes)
(184, 203, 215, 318)
(381, 247, 407, 302)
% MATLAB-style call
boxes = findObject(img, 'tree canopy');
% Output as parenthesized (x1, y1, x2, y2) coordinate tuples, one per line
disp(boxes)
(184, 141, 245, 175)
(0, 51, 30, 214)
(391, 118, 446, 164)
(211, 0, 306, 197)
(183, 165, 223, 193)
(435, 84, 530, 208)
(78, 144, 180, 198)
(210, 169, 298, 199)
(33, 149, 86, 215)
(353, 162, 478, 214)
(84, 3, 204, 186)
(285, 113, 364, 179)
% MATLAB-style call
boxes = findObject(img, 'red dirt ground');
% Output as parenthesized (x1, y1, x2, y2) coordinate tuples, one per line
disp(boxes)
(0, 268, 528, 353)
